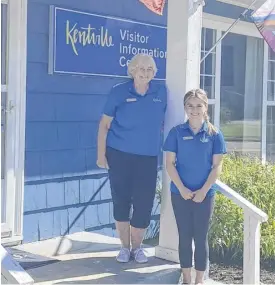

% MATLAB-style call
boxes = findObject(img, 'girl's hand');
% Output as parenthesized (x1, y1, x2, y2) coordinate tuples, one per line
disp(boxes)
(180, 187, 194, 200)
(96, 156, 109, 169)
(192, 189, 207, 203)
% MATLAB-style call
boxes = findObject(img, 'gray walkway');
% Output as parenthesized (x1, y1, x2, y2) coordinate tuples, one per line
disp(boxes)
(9, 232, 223, 284)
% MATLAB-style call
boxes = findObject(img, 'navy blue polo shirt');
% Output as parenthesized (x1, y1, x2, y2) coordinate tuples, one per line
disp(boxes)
(163, 122, 227, 196)
(104, 80, 167, 156)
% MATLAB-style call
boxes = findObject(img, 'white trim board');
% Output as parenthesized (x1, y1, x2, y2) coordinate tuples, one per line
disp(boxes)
(261, 43, 269, 163)
(216, 0, 266, 9)
(202, 13, 261, 38)
(1, 245, 34, 284)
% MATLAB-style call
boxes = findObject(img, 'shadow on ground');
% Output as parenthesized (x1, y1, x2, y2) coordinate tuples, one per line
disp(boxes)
(11, 233, 180, 284)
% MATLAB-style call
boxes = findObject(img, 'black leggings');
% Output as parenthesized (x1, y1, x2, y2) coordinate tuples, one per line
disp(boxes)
(171, 192, 215, 271)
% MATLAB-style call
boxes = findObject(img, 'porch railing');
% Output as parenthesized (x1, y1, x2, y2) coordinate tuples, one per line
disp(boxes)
(216, 180, 268, 285)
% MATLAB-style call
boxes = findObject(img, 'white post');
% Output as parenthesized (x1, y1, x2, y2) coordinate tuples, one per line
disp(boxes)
(155, 0, 202, 262)
(243, 210, 261, 284)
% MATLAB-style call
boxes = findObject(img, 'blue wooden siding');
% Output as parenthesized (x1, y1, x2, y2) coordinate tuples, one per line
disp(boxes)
(24, 0, 167, 242)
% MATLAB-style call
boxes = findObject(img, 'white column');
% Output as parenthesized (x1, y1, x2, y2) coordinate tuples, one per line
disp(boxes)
(243, 211, 261, 284)
(155, 0, 202, 262)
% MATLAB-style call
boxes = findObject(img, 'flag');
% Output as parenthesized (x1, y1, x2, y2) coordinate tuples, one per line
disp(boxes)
(139, 0, 166, 15)
(251, 0, 275, 52)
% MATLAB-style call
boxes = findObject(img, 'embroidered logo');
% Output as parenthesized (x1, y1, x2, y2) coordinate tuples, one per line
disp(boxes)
(153, 98, 162, 103)
(126, 98, 137, 102)
(200, 134, 209, 143)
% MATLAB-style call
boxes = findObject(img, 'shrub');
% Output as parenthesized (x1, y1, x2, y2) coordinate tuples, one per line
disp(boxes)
(209, 153, 275, 261)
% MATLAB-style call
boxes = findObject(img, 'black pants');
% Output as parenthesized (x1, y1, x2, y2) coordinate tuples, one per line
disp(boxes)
(106, 147, 158, 229)
(171, 192, 215, 271)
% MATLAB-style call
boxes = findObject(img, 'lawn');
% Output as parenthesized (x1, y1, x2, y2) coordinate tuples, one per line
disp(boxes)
(221, 120, 261, 141)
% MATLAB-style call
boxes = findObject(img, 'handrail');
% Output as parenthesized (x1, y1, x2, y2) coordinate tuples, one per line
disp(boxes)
(215, 179, 268, 285)
(216, 180, 268, 222)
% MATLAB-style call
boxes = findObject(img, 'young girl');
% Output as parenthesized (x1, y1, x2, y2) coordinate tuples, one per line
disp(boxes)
(163, 89, 227, 284)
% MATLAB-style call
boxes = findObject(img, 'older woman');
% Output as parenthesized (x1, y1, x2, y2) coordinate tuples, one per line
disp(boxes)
(97, 54, 167, 263)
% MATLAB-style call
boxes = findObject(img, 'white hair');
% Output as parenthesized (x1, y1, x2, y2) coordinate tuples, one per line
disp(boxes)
(127, 53, 158, 78)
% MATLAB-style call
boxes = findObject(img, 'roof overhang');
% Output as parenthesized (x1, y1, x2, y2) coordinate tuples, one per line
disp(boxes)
(217, 0, 266, 9)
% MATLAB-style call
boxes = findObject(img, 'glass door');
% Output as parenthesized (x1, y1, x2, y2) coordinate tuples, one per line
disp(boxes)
(1, 0, 27, 242)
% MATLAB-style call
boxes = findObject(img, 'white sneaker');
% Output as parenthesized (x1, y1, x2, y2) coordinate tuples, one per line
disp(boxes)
(116, 247, 131, 263)
(131, 248, 148, 263)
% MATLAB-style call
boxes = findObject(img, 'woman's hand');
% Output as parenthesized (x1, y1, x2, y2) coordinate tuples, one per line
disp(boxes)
(179, 187, 194, 200)
(192, 189, 207, 203)
(96, 156, 109, 169)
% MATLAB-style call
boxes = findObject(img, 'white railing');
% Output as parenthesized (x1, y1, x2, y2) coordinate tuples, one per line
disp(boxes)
(216, 180, 268, 285)
(1, 245, 34, 284)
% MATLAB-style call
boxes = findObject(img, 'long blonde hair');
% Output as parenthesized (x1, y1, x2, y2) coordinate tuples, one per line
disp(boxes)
(184, 88, 217, 135)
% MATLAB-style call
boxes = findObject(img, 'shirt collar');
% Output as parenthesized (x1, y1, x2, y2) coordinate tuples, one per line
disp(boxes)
(181, 121, 208, 133)
(129, 80, 157, 96)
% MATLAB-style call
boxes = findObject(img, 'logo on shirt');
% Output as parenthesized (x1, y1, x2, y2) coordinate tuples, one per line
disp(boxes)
(153, 98, 162, 103)
(126, 98, 137, 102)
(200, 134, 209, 143)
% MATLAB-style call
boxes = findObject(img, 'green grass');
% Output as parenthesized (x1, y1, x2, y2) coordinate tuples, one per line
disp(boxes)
(221, 121, 261, 141)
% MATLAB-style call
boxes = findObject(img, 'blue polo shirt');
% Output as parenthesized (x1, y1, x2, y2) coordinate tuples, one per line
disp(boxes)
(104, 80, 167, 156)
(163, 122, 227, 196)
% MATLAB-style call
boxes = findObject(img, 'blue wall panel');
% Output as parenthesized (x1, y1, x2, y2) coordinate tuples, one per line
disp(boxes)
(25, 152, 41, 179)
(24, 185, 47, 212)
(26, 0, 167, 181)
(64, 180, 80, 205)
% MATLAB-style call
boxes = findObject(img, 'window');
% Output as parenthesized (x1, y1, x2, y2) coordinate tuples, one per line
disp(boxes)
(200, 28, 219, 128)
(267, 46, 275, 101)
(220, 33, 263, 158)
(200, 28, 216, 99)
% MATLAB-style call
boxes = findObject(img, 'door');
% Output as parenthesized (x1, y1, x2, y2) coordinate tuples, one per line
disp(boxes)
(1, 0, 11, 238)
(1, 0, 27, 244)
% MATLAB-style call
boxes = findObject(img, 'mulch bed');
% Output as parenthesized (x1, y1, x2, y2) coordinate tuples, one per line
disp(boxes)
(209, 263, 275, 284)
(209, 250, 275, 284)
(144, 237, 275, 284)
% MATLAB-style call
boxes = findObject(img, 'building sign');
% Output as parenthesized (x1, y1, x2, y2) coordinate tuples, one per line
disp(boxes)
(49, 7, 167, 80)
